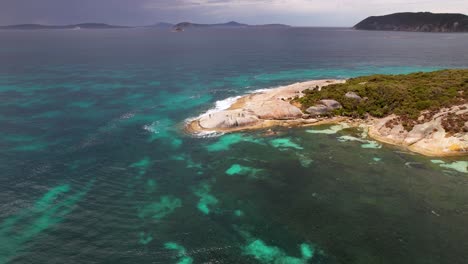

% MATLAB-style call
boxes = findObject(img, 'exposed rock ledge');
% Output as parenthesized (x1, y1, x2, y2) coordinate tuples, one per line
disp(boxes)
(186, 80, 468, 157)
(368, 105, 468, 156)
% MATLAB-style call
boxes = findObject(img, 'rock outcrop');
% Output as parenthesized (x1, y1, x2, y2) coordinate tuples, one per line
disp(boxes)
(187, 79, 468, 157)
(198, 110, 259, 129)
(306, 99, 342, 117)
(369, 104, 468, 156)
(345, 92, 362, 101)
(187, 80, 345, 132)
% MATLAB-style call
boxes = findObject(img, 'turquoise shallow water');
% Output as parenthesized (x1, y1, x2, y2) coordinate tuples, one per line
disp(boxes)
(0, 28, 468, 264)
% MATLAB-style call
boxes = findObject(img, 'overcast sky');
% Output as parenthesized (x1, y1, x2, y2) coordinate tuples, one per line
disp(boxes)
(1, 0, 467, 26)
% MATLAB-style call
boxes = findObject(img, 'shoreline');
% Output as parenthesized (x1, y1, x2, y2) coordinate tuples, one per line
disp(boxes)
(186, 79, 468, 157)
(185, 79, 346, 135)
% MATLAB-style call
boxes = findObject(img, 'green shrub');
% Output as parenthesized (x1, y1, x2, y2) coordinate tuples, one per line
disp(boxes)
(294, 69, 468, 121)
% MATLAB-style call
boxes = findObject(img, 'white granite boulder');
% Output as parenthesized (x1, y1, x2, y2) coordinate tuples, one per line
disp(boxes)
(306, 99, 342, 117)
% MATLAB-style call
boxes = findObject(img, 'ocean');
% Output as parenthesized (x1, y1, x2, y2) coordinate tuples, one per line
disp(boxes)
(0, 27, 468, 264)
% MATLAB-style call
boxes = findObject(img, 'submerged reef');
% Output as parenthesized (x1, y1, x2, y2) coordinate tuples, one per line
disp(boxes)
(138, 232, 153, 245)
(0, 181, 94, 263)
(431, 160, 468, 173)
(164, 242, 194, 264)
(270, 138, 303, 150)
(193, 182, 219, 215)
(205, 133, 263, 152)
(225, 164, 262, 178)
(137, 196, 182, 220)
(130, 156, 152, 177)
(243, 239, 316, 264)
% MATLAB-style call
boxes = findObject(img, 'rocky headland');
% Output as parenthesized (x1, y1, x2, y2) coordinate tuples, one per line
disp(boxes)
(187, 70, 468, 157)
(187, 80, 346, 133)
(354, 12, 468, 32)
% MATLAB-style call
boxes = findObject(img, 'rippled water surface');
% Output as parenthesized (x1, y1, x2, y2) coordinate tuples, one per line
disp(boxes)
(1, 28, 468, 264)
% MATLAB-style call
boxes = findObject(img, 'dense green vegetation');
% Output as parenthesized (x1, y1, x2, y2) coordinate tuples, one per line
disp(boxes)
(295, 69, 468, 122)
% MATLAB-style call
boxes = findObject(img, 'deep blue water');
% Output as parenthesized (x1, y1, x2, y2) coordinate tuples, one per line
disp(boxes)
(1, 27, 468, 264)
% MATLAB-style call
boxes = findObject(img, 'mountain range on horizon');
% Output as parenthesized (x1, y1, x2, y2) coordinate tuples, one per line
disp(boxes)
(0, 23, 130, 30)
(0, 21, 291, 30)
(2, 12, 468, 32)
(172, 21, 290, 30)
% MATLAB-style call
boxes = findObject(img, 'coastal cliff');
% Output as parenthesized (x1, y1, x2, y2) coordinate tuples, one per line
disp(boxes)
(354, 12, 468, 32)
(187, 70, 468, 156)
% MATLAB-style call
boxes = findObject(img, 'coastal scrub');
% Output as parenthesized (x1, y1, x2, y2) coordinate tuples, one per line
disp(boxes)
(295, 69, 468, 130)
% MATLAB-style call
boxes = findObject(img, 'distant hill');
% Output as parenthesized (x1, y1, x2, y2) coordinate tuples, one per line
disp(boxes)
(174, 21, 248, 30)
(0, 23, 129, 30)
(0, 21, 290, 31)
(173, 21, 290, 31)
(147, 22, 174, 28)
(354, 12, 468, 32)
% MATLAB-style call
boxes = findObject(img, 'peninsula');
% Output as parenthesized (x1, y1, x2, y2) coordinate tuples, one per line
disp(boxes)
(354, 12, 468, 32)
(187, 69, 468, 156)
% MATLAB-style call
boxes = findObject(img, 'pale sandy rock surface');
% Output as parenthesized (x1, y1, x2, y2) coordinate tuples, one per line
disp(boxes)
(369, 104, 468, 156)
(189, 79, 345, 132)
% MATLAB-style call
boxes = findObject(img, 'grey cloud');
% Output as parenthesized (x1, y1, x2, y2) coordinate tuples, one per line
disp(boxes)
(0, 0, 466, 26)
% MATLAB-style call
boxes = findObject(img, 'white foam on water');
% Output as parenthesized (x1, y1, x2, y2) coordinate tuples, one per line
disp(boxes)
(337, 135, 365, 143)
(120, 112, 135, 120)
(192, 130, 226, 138)
(248, 87, 276, 94)
(143, 121, 160, 134)
(247, 82, 303, 94)
(184, 95, 242, 138)
(200, 95, 242, 117)
(337, 135, 382, 149)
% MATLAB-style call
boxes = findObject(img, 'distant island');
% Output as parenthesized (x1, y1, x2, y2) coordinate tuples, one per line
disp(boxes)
(354, 12, 468, 32)
(148, 22, 174, 28)
(187, 69, 468, 157)
(172, 21, 290, 31)
(0, 21, 290, 31)
(0, 23, 129, 30)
